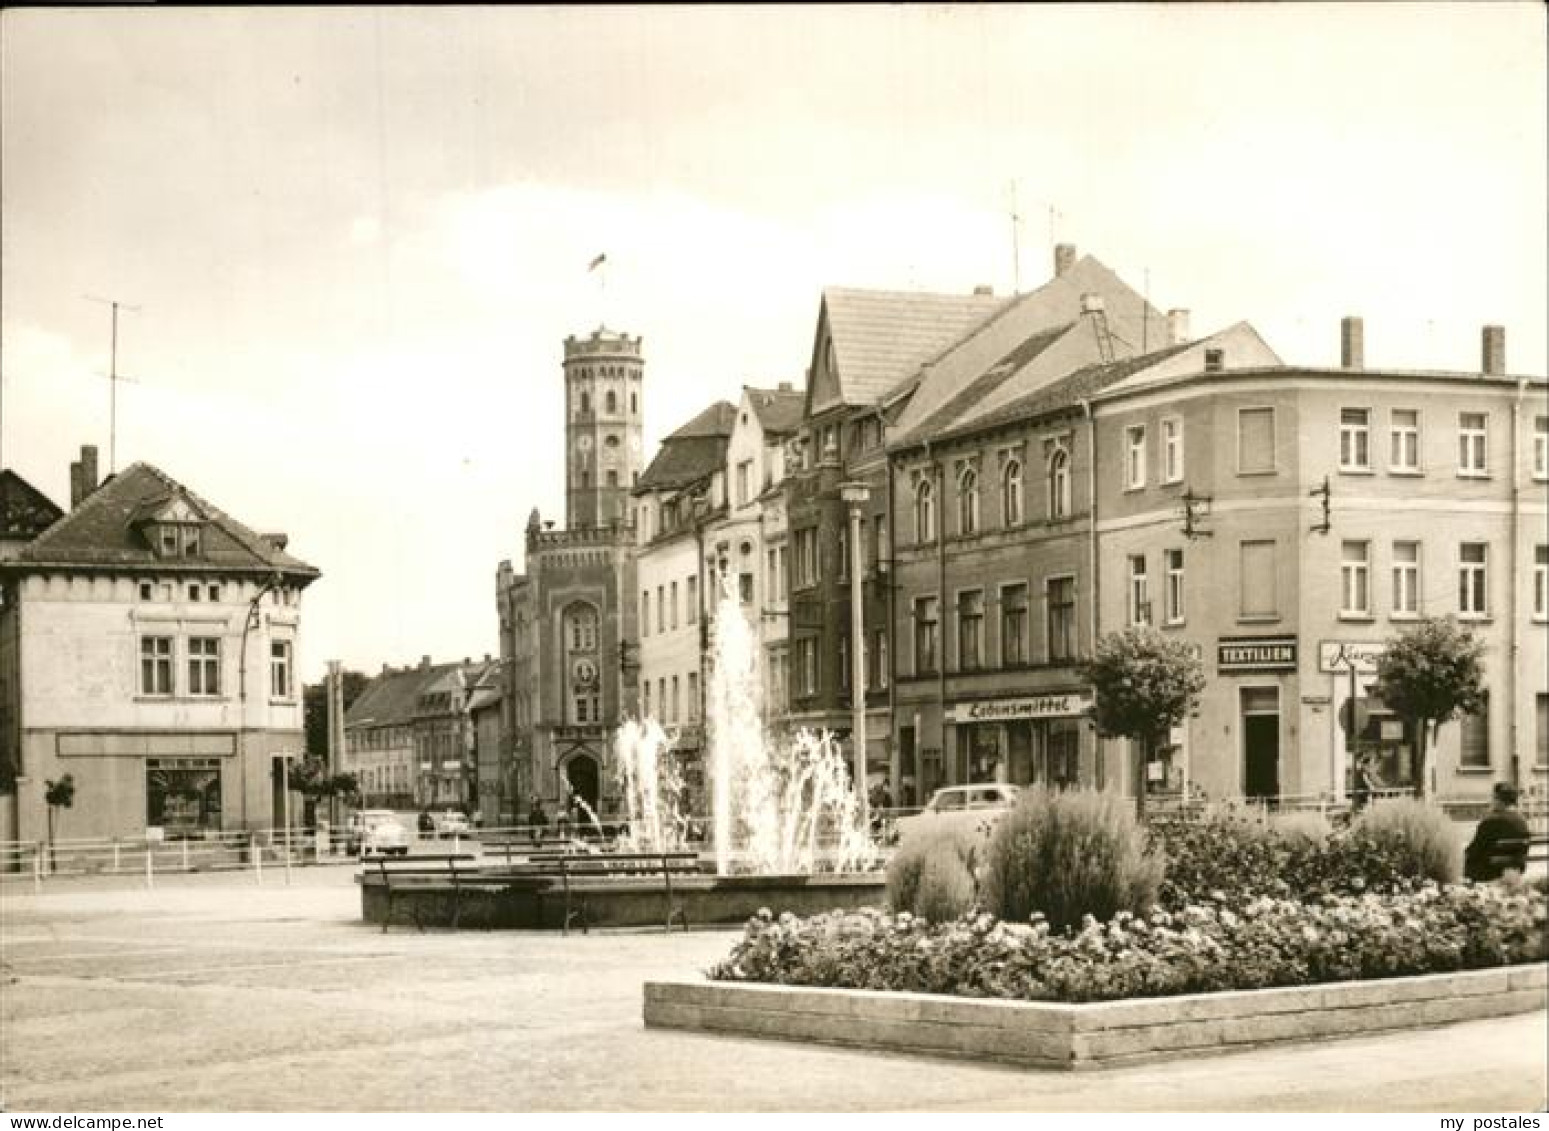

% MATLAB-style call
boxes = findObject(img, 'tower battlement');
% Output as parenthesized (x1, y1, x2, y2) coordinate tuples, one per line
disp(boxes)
(564, 328, 644, 360)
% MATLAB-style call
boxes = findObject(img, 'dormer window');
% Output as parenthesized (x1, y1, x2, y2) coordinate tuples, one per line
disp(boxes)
(152, 522, 203, 558)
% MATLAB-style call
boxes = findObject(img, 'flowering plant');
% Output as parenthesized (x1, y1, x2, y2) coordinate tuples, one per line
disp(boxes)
(709, 884, 1547, 1004)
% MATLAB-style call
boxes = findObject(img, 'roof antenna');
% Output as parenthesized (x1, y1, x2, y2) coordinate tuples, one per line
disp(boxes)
(1008, 180, 1021, 294)
(1142, 268, 1151, 354)
(82, 295, 141, 474)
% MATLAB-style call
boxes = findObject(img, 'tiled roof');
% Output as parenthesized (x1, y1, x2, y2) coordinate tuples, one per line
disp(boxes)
(892, 255, 1169, 438)
(345, 659, 488, 730)
(745, 386, 804, 435)
(0, 469, 63, 543)
(8, 462, 318, 579)
(668, 400, 737, 440)
(823, 287, 1009, 406)
(636, 401, 737, 493)
(898, 322, 1075, 444)
(932, 339, 1202, 446)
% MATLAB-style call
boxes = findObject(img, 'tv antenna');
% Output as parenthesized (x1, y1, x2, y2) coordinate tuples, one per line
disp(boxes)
(82, 295, 141, 473)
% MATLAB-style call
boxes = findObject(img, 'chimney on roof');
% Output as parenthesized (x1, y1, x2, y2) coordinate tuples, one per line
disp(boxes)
(69, 444, 100, 509)
(1054, 243, 1077, 278)
(1340, 316, 1365, 370)
(973, 284, 994, 296)
(264, 532, 289, 551)
(420, 655, 431, 670)
(1167, 309, 1191, 345)
(778, 381, 793, 392)
(1079, 293, 1105, 315)
(1204, 348, 1226, 373)
(1481, 325, 1506, 376)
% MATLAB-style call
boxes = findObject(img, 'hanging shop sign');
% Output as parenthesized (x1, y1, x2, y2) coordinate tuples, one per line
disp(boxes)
(1216, 635, 1298, 672)
(1317, 640, 1385, 674)
(947, 694, 1093, 724)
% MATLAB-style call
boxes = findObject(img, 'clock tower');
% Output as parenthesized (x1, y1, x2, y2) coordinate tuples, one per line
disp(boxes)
(563, 327, 645, 528)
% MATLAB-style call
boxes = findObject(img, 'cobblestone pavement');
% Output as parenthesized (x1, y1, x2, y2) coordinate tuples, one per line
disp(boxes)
(2, 869, 1545, 1113)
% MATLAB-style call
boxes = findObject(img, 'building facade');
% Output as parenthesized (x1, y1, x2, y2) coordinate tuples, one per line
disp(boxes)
(0, 456, 318, 842)
(496, 327, 644, 824)
(1091, 321, 1549, 805)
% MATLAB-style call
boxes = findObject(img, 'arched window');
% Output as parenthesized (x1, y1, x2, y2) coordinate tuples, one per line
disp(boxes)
(1048, 449, 1071, 520)
(606, 389, 617, 413)
(958, 468, 979, 535)
(564, 602, 599, 651)
(1003, 459, 1023, 526)
(914, 478, 936, 543)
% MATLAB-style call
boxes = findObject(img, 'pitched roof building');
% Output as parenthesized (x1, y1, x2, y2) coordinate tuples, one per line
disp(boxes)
(0, 449, 319, 843)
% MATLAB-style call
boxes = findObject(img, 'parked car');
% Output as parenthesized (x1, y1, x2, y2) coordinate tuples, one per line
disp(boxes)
(892, 783, 1022, 845)
(347, 810, 411, 857)
(434, 810, 472, 839)
(345, 809, 403, 855)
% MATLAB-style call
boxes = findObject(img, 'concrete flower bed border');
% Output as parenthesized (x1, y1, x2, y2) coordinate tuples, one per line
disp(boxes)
(643, 963, 1547, 1069)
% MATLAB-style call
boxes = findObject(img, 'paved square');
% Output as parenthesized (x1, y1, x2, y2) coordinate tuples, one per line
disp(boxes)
(2, 868, 1545, 1112)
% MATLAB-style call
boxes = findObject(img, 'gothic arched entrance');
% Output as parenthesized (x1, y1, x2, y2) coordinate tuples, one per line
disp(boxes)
(564, 753, 600, 821)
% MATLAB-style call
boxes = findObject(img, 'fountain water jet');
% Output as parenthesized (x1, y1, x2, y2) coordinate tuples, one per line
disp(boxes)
(618, 575, 877, 875)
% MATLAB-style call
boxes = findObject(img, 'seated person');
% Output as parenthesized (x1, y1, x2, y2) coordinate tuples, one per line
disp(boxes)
(1463, 782, 1530, 882)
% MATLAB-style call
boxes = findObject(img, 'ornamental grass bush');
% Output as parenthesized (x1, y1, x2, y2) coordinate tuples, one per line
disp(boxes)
(709, 883, 1548, 1004)
(885, 823, 979, 920)
(1349, 796, 1461, 886)
(981, 786, 1165, 932)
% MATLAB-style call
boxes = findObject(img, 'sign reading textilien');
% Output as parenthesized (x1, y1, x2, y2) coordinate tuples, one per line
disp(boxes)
(1217, 635, 1298, 672)
(947, 694, 1092, 724)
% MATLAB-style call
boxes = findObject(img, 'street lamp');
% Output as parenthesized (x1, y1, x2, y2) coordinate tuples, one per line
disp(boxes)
(839, 481, 870, 832)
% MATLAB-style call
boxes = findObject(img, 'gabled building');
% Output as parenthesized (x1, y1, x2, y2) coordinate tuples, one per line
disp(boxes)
(0, 467, 64, 562)
(630, 400, 736, 796)
(0, 453, 319, 842)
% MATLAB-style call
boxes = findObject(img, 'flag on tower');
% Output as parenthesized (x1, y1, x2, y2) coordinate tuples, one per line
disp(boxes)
(588, 253, 607, 272)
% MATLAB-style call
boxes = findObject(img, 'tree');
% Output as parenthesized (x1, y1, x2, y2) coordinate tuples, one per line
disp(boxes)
(44, 772, 75, 873)
(283, 758, 360, 827)
(1372, 617, 1485, 799)
(1077, 627, 1205, 817)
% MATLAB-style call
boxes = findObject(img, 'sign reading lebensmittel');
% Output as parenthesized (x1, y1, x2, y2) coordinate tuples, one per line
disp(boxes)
(947, 694, 1093, 723)
(1216, 635, 1298, 672)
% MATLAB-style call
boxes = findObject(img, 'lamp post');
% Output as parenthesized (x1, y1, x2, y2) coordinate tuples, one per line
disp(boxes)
(840, 481, 870, 832)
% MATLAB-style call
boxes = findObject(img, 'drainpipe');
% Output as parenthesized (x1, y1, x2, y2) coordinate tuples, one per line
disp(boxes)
(886, 447, 900, 804)
(928, 443, 949, 783)
(1509, 380, 1525, 789)
(1080, 399, 1102, 790)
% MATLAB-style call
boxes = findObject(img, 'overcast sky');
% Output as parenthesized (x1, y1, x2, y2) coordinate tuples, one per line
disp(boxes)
(3, 5, 1544, 682)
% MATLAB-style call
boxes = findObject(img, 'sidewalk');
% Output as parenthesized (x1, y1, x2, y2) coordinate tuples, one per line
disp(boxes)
(2, 872, 1544, 1112)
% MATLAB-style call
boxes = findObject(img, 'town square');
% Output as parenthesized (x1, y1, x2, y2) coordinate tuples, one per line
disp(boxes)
(1, 4, 1546, 1119)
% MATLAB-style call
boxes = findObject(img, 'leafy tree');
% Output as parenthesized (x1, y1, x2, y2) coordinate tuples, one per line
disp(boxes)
(1372, 617, 1485, 799)
(282, 758, 360, 827)
(1077, 627, 1205, 817)
(44, 772, 75, 872)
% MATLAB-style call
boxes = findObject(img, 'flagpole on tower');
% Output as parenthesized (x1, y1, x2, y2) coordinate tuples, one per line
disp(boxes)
(588, 253, 608, 328)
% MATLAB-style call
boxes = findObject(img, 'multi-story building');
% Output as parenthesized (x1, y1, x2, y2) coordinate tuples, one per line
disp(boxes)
(495, 327, 644, 823)
(883, 251, 1205, 804)
(631, 400, 735, 796)
(0, 452, 319, 842)
(1091, 319, 1548, 805)
(785, 283, 1011, 798)
(709, 384, 804, 722)
(0, 467, 63, 563)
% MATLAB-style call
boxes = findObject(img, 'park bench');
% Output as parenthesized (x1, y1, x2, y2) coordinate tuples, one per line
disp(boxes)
(516, 850, 701, 935)
(366, 852, 481, 933)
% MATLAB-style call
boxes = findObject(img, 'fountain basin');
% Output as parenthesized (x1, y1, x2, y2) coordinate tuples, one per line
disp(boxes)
(358, 868, 886, 931)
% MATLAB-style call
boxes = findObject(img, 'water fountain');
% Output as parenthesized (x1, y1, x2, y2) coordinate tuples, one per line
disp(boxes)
(616, 577, 878, 876)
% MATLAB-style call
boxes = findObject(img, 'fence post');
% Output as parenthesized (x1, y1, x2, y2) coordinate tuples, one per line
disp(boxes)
(283, 827, 292, 887)
(32, 844, 42, 895)
(144, 846, 154, 890)
(255, 835, 263, 886)
(113, 839, 121, 873)
(182, 838, 190, 872)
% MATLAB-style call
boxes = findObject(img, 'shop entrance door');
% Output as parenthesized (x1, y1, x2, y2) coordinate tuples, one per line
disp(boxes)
(1241, 687, 1280, 802)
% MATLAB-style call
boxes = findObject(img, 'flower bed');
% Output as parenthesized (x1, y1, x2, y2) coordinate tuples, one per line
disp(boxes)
(709, 884, 1547, 1003)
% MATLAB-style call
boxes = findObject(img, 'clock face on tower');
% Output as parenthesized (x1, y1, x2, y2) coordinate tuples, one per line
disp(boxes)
(572, 658, 599, 688)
